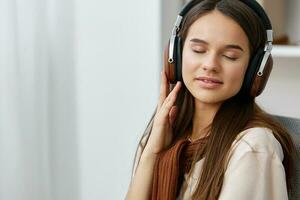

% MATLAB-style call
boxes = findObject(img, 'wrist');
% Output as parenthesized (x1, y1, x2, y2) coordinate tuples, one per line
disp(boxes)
(141, 148, 158, 162)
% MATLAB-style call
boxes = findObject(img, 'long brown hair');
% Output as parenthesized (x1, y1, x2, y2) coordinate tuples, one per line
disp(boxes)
(131, 0, 297, 199)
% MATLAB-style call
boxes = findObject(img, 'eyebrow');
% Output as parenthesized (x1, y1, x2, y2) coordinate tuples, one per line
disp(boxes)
(190, 38, 244, 52)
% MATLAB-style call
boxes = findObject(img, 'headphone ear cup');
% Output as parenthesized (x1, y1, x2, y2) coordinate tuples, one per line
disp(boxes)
(242, 48, 273, 97)
(164, 37, 183, 84)
(164, 40, 176, 84)
(242, 48, 264, 94)
(250, 54, 273, 97)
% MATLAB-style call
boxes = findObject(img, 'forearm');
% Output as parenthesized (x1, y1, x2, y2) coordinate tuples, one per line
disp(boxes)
(125, 152, 157, 200)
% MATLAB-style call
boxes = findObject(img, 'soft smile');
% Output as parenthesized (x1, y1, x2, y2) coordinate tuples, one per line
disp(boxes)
(195, 76, 223, 89)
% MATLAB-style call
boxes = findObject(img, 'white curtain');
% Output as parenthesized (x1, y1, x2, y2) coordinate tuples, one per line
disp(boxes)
(0, 0, 78, 200)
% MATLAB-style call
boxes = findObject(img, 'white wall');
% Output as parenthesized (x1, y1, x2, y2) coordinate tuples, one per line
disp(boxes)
(74, 0, 161, 199)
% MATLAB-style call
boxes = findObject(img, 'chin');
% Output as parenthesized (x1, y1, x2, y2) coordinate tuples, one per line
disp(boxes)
(194, 95, 225, 104)
(192, 90, 237, 105)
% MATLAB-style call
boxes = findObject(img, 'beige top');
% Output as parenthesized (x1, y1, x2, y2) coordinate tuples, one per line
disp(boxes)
(177, 127, 288, 200)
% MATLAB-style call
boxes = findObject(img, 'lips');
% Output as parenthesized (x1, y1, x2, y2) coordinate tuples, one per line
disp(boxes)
(195, 76, 223, 89)
(195, 77, 223, 84)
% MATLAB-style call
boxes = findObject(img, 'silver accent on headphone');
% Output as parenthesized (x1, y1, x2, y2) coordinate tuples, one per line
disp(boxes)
(174, 15, 183, 28)
(257, 30, 273, 76)
(257, 51, 271, 76)
(168, 58, 174, 63)
(169, 34, 176, 63)
(267, 30, 273, 42)
(168, 15, 183, 63)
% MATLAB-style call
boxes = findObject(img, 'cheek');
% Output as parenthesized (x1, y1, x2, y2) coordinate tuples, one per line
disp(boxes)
(182, 48, 197, 78)
(227, 65, 248, 89)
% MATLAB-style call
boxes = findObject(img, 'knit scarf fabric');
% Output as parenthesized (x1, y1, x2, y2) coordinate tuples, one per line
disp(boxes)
(151, 136, 208, 200)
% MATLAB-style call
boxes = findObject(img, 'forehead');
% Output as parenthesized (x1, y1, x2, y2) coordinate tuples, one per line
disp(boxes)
(186, 10, 249, 50)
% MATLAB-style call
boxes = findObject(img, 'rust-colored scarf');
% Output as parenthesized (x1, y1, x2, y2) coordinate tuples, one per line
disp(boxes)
(151, 136, 208, 200)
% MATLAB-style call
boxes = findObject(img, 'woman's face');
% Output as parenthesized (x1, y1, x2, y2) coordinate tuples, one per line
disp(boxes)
(182, 10, 250, 105)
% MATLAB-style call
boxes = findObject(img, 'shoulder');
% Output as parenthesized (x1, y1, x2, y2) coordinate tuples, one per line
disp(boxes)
(228, 127, 284, 165)
(219, 127, 289, 200)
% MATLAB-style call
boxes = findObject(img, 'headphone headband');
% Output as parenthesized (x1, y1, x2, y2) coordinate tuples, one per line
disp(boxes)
(179, 0, 272, 29)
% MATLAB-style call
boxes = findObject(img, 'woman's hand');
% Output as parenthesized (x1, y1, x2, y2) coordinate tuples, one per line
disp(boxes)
(143, 70, 182, 156)
(125, 70, 182, 200)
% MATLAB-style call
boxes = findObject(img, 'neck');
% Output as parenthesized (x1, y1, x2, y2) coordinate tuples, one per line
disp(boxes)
(190, 100, 222, 140)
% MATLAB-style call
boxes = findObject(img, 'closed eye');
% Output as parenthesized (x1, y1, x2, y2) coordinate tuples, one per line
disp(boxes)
(223, 55, 238, 61)
(192, 50, 205, 54)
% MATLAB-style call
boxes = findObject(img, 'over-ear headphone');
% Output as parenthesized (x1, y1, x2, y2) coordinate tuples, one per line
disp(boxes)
(164, 0, 273, 97)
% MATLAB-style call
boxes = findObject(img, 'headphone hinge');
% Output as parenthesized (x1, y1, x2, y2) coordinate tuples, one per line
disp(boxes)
(267, 29, 273, 42)
(265, 42, 273, 52)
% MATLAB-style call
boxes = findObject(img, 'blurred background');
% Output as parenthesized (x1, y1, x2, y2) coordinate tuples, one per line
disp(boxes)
(0, 0, 299, 200)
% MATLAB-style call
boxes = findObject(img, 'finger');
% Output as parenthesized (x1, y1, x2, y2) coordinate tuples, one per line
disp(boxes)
(171, 81, 182, 94)
(157, 70, 169, 111)
(160, 81, 182, 117)
(169, 106, 178, 125)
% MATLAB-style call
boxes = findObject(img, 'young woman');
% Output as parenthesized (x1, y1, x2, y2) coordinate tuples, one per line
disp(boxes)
(126, 0, 296, 199)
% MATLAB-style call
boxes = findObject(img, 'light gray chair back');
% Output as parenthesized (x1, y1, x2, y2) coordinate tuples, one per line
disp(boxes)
(273, 115, 300, 200)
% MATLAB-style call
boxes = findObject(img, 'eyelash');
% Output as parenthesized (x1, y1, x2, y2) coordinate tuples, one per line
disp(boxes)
(192, 50, 206, 55)
(192, 50, 238, 61)
(224, 56, 238, 61)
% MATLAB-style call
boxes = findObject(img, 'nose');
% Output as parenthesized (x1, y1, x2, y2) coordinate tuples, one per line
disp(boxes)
(201, 52, 220, 73)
